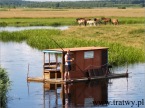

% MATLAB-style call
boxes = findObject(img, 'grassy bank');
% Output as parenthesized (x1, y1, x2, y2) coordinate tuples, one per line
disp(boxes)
(0, 67, 10, 108)
(0, 18, 75, 26)
(0, 24, 144, 65)
(0, 17, 144, 27)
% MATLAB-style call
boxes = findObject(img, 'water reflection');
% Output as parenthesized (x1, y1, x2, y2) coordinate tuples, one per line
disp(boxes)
(0, 26, 69, 32)
(42, 80, 108, 108)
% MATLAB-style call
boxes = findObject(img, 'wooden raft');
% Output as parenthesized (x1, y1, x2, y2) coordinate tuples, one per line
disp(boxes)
(27, 73, 128, 84)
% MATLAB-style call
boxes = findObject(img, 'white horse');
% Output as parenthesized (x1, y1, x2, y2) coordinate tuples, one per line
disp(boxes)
(76, 18, 87, 26)
(86, 18, 101, 26)
(87, 19, 96, 26)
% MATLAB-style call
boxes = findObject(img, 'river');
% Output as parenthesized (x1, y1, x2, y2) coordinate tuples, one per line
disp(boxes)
(0, 26, 69, 32)
(0, 41, 145, 108)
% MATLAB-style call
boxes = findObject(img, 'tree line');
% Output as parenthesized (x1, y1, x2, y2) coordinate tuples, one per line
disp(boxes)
(0, 0, 144, 9)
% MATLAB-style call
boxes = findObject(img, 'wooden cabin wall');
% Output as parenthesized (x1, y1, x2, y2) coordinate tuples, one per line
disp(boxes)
(71, 49, 108, 78)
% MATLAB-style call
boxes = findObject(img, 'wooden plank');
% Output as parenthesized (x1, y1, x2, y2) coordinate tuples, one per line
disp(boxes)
(44, 69, 60, 73)
(44, 66, 57, 69)
(44, 62, 60, 65)
(62, 73, 128, 83)
(27, 77, 44, 82)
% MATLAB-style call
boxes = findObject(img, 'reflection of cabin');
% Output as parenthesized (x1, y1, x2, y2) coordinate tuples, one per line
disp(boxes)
(43, 47, 108, 80)
(43, 80, 108, 107)
(65, 80, 108, 107)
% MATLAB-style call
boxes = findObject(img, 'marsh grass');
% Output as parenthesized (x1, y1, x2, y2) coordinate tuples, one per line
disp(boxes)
(0, 67, 10, 108)
(129, 28, 145, 34)
(0, 18, 75, 26)
(119, 17, 145, 24)
(0, 22, 7, 26)
(0, 31, 28, 42)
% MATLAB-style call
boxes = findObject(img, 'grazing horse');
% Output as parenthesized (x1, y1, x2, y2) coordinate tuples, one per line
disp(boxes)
(86, 18, 102, 26)
(94, 18, 102, 25)
(76, 18, 87, 26)
(111, 19, 119, 25)
(101, 17, 111, 25)
(86, 19, 96, 26)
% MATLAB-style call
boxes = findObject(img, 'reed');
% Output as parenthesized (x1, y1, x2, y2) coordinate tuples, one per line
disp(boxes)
(0, 66, 10, 108)
(119, 17, 145, 24)
(0, 18, 75, 27)
(0, 31, 29, 42)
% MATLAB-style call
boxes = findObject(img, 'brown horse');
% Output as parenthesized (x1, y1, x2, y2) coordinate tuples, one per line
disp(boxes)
(101, 17, 111, 25)
(76, 18, 87, 26)
(111, 19, 119, 25)
(94, 18, 102, 25)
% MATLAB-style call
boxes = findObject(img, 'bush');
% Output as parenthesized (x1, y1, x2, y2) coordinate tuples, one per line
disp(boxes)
(0, 22, 7, 27)
(118, 6, 126, 9)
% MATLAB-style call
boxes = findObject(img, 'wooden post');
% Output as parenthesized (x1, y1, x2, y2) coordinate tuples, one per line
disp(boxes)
(55, 53, 58, 64)
(61, 52, 65, 80)
(43, 52, 45, 80)
(55, 53, 58, 79)
(49, 53, 50, 65)
(27, 63, 29, 79)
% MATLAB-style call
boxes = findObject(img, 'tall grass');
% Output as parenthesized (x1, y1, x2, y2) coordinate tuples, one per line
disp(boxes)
(119, 17, 145, 24)
(0, 18, 75, 27)
(0, 66, 10, 108)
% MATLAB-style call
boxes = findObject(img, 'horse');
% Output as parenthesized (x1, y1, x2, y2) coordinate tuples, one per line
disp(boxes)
(86, 18, 102, 26)
(76, 18, 87, 26)
(101, 17, 111, 25)
(94, 18, 102, 25)
(86, 19, 96, 26)
(111, 19, 119, 25)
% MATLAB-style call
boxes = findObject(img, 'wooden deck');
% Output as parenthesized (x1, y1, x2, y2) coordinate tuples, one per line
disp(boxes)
(27, 73, 128, 84)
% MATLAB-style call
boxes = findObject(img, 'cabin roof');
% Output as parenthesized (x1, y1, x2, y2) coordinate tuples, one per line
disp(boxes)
(43, 47, 108, 53)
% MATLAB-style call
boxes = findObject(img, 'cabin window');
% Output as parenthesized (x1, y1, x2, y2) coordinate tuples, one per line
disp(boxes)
(84, 51, 94, 59)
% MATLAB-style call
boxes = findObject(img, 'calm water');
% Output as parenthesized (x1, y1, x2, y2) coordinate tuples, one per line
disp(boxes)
(0, 42, 145, 108)
(0, 26, 69, 32)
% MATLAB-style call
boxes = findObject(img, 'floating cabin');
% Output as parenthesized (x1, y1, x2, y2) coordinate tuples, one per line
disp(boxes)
(27, 47, 128, 83)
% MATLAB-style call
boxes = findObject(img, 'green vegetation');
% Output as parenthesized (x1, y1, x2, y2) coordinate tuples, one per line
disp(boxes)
(0, 24, 144, 66)
(0, 67, 10, 108)
(0, 8, 8, 11)
(0, 18, 75, 27)
(0, 17, 144, 27)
